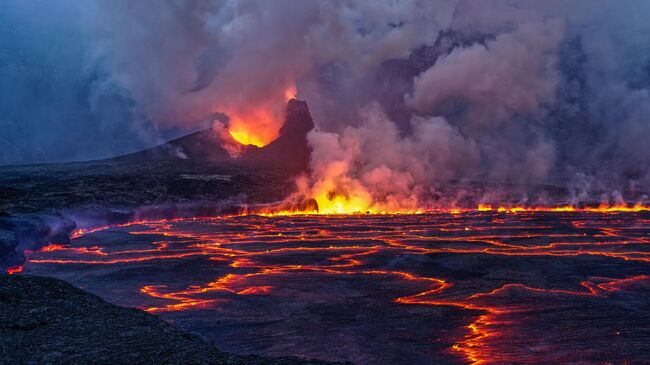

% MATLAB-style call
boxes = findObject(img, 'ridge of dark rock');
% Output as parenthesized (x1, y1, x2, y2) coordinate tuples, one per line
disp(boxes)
(244, 99, 314, 170)
(0, 274, 350, 365)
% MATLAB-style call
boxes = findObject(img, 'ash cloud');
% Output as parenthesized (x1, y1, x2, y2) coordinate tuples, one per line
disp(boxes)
(90, 0, 451, 145)
(3, 0, 650, 205)
(406, 20, 563, 127)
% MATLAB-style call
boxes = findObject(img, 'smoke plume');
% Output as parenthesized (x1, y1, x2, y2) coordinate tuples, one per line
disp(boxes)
(3, 0, 650, 208)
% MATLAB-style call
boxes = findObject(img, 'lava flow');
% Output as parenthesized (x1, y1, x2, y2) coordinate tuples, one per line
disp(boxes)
(20, 211, 650, 364)
(6, 265, 23, 275)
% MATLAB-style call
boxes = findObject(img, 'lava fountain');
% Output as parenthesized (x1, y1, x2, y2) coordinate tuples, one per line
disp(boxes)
(224, 84, 298, 148)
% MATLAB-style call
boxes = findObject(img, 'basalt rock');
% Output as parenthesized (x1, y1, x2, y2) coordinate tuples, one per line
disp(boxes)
(0, 274, 350, 365)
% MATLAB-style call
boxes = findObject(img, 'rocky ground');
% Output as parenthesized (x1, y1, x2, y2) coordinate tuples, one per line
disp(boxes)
(0, 100, 315, 270)
(0, 159, 300, 269)
(0, 274, 349, 365)
(0, 100, 343, 364)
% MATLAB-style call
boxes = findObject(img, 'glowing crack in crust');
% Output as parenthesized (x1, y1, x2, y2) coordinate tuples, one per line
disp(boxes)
(21, 211, 650, 364)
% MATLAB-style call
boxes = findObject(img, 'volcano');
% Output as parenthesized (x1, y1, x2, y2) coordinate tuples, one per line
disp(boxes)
(0, 99, 315, 271)
(114, 99, 314, 171)
(3, 99, 650, 365)
(2, 61, 650, 365)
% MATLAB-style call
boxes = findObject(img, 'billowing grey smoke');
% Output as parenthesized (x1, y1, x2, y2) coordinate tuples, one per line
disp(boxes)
(0, 0, 177, 164)
(90, 0, 451, 147)
(2, 0, 650, 207)
(406, 20, 563, 126)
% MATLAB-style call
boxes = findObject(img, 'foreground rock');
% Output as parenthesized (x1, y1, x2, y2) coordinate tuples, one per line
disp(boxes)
(0, 274, 348, 365)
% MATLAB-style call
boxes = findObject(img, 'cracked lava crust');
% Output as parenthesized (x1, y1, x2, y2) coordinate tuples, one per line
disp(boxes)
(20, 211, 650, 365)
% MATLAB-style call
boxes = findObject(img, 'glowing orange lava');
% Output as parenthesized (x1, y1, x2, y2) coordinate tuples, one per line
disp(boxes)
(423, 275, 650, 364)
(228, 112, 279, 147)
(259, 202, 650, 216)
(476, 203, 650, 214)
(226, 84, 297, 147)
(6, 265, 23, 274)
(20, 211, 650, 364)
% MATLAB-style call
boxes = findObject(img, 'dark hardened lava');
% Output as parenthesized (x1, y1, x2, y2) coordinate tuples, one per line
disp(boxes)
(20, 212, 650, 365)
(0, 274, 349, 365)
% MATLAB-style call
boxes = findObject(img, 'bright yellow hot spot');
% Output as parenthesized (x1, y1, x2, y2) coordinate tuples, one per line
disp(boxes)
(314, 193, 374, 215)
(258, 202, 650, 217)
(225, 107, 280, 147)
(308, 188, 423, 215)
(473, 204, 650, 213)
(228, 129, 268, 147)
(225, 84, 297, 148)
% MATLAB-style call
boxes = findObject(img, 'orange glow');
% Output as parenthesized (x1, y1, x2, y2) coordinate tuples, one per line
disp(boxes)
(20, 213, 650, 364)
(228, 118, 275, 147)
(431, 276, 650, 364)
(237, 286, 273, 295)
(284, 83, 297, 102)
(255, 203, 650, 216)
(41, 244, 65, 252)
(474, 204, 650, 214)
(6, 265, 23, 274)
(226, 84, 297, 147)
(314, 190, 374, 214)
(477, 204, 493, 211)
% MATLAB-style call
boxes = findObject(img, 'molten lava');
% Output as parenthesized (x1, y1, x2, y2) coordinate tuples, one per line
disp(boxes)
(313, 190, 374, 215)
(476, 203, 650, 213)
(259, 201, 650, 216)
(226, 84, 297, 147)
(6, 265, 23, 274)
(20, 211, 650, 364)
(227, 111, 278, 147)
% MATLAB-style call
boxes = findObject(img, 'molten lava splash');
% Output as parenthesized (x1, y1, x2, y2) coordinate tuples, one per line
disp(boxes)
(225, 84, 297, 147)
(227, 111, 279, 147)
